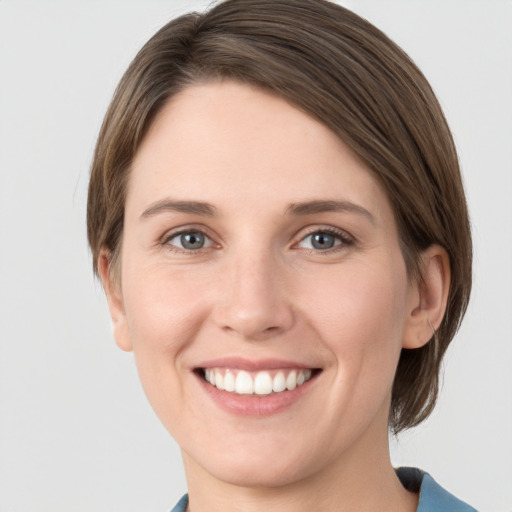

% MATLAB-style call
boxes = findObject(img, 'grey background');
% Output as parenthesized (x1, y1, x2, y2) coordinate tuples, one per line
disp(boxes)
(0, 1, 511, 511)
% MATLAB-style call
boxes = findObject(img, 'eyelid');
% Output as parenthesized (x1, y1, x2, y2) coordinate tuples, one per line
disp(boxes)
(158, 223, 354, 254)
(293, 225, 355, 251)
(160, 224, 219, 253)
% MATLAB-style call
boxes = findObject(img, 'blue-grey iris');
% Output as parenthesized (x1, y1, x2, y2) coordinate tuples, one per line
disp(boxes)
(311, 232, 335, 250)
(181, 232, 205, 250)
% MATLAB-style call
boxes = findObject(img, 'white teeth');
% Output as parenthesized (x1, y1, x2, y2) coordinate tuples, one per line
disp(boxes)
(254, 372, 273, 395)
(205, 368, 216, 385)
(286, 370, 297, 390)
(224, 370, 235, 392)
(203, 368, 314, 395)
(272, 371, 287, 392)
(235, 370, 254, 395)
(214, 369, 224, 390)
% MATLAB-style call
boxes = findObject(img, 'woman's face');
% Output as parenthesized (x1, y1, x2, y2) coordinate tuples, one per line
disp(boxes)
(106, 81, 421, 487)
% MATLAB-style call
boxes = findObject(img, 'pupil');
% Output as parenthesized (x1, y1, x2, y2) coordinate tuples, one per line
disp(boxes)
(181, 232, 204, 250)
(312, 232, 334, 249)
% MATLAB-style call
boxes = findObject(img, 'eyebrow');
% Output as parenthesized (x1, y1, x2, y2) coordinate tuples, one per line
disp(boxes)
(285, 200, 375, 224)
(140, 198, 374, 224)
(140, 199, 217, 219)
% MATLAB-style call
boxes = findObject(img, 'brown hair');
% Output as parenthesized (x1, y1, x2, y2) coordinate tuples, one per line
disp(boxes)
(87, 0, 472, 433)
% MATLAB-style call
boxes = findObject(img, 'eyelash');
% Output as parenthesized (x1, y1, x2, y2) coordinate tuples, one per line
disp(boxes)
(161, 228, 216, 254)
(296, 227, 354, 254)
(160, 226, 354, 255)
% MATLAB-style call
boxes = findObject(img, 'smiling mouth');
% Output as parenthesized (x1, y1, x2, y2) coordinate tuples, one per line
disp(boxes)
(198, 368, 320, 396)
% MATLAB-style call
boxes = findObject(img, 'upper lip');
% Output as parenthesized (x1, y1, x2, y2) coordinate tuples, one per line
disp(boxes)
(195, 356, 319, 371)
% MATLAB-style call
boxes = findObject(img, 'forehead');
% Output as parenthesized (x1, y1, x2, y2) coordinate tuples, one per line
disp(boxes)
(127, 81, 392, 223)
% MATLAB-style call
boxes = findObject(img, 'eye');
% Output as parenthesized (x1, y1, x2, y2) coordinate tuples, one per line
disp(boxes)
(165, 230, 214, 251)
(297, 229, 350, 251)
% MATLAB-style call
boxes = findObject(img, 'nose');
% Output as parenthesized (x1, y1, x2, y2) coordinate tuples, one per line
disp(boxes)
(212, 250, 295, 341)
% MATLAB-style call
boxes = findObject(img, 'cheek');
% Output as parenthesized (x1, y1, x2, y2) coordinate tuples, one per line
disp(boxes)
(120, 265, 210, 426)
(305, 255, 407, 319)
(299, 258, 409, 381)
(122, 263, 208, 352)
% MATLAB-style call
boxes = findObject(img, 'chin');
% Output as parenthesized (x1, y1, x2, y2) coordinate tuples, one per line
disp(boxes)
(182, 438, 323, 490)
(208, 459, 312, 489)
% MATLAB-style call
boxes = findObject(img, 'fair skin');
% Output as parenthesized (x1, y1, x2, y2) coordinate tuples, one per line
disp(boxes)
(100, 81, 450, 512)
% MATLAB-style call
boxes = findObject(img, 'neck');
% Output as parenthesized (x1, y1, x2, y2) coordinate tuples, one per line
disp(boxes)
(181, 417, 418, 512)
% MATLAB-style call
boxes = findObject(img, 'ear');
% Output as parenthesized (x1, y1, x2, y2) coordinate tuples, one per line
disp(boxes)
(402, 245, 451, 349)
(98, 249, 133, 352)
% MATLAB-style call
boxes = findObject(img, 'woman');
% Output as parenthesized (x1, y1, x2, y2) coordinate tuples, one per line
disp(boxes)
(87, 0, 475, 510)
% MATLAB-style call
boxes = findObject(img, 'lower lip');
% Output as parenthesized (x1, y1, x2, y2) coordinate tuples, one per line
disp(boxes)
(195, 372, 319, 417)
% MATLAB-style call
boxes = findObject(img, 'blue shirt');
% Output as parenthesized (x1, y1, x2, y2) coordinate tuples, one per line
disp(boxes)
(170, 467, 478, 511)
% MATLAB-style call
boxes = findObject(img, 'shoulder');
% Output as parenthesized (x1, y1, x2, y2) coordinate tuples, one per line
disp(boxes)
(171, 470, 478, 512)
(397, 467, 479, 512)
(169, 494, 188, 512)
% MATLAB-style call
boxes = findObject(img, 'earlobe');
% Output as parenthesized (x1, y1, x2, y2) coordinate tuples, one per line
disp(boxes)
(98, 250, 133, 352)
(402, 245, 451, 349)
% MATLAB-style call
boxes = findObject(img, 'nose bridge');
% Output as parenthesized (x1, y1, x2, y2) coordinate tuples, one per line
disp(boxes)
(214, 241, 294, 339)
